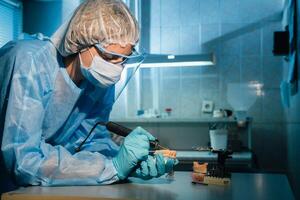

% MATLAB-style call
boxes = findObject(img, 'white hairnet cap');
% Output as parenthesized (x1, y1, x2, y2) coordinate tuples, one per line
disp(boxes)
(51, 0, 139, 56)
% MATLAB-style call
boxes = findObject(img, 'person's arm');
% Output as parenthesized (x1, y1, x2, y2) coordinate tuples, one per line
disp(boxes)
(1, 53, 119, 186)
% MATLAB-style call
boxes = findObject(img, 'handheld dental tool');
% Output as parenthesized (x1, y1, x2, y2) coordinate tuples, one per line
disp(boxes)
(75, 121, 168, 152)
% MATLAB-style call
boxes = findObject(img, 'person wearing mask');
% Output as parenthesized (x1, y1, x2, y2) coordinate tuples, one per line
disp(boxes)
(0, 0, 177, 188)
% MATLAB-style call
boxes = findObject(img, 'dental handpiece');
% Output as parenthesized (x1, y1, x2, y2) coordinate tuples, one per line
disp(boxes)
(75, 121, 176, 177)
(105, 122, 176, 177)
(75, 121, 167, 152)
(104, 121, 168, 151)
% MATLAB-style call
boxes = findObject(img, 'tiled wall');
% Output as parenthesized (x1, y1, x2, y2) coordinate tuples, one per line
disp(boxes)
(285, 1, 300, 196)
(111, 0, 287, 171)
(23, 0, 80, 36)
(286, 86, 300, 198)
(23, 1, 62, 36)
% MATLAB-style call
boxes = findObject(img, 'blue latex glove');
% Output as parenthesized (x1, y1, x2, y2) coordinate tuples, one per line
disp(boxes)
(112, 127, 155, 180)
(131, 154, 179, 180)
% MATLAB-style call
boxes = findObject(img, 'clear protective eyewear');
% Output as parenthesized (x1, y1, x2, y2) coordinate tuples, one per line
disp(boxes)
(94, 44, 147, 102)
(94, 44, 145, 65)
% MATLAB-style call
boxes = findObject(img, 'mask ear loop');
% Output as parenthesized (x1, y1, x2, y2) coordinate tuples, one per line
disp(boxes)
(78, 48, 94, 68)
(87, 48, 94, 59)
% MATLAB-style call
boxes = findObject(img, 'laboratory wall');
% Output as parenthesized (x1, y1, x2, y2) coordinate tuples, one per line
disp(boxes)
(286, 82, 300, 199)
(286, 1, 300, 198)
(23, 0, 81, 37)
(112, 0, 287, 172)
(23, 1, 62, 36)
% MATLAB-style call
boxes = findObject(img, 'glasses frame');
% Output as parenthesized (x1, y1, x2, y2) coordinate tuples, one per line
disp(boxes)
(94, 44, 144, 65)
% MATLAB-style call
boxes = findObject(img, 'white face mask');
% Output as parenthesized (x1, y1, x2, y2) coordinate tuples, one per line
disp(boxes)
(79, 49, 124, 88)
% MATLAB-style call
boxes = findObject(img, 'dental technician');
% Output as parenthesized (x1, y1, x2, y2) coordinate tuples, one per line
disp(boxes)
(0, 0, 176, 189)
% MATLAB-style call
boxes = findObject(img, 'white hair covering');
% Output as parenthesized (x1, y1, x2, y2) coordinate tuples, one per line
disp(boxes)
(51, 0, 139, 56)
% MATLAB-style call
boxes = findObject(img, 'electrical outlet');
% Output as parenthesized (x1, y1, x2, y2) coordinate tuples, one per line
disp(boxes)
(202, 100, 214, 113)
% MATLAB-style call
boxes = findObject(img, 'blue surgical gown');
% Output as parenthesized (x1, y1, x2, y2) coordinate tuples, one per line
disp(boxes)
(0, 36, 120, 186)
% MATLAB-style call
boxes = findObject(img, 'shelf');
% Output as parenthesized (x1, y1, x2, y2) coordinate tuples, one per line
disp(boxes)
(176, 150, 252, 164)
(109, 118, 243, 123)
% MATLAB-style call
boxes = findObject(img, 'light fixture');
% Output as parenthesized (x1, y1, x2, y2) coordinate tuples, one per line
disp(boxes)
(126, 53, 215, 68)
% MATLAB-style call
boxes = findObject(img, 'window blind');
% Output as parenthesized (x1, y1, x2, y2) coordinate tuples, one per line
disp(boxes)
(0, 0, 22, 47)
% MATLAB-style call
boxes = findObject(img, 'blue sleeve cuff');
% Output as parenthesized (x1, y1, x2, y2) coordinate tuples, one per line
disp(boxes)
(98, 159, 119, 184)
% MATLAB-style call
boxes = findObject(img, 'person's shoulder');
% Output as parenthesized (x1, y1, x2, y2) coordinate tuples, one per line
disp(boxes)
(0, 38, 51, 61)
(14, 39, 50, 57)
(0, 35, 58, 76)
(1, 37, 58, 92)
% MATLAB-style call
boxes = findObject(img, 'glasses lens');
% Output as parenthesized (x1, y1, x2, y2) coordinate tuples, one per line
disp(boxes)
(95, 44, 143, 58)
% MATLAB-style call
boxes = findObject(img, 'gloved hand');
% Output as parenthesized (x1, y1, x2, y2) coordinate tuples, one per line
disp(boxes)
(112, 127, 155, 180)
(131, 154, 179, 180)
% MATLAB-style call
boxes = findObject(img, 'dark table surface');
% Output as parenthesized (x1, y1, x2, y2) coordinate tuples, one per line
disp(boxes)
(1, 172, 295, 200)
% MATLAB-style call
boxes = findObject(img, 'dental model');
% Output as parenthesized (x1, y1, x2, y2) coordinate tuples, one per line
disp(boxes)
(192, 161, 230, 186)
(154, 150, 177, 178)
(154, 149, 177, 159)
(193, 162, 208, 174)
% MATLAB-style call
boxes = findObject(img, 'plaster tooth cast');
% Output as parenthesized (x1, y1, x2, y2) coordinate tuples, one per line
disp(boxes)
(154, 150, 177, 159)
(154, 150, 177, 178)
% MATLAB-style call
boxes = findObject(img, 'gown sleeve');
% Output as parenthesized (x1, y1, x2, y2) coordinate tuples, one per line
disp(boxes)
(1, 44, 119, 186)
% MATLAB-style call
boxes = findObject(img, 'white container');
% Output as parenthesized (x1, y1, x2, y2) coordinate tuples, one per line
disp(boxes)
(209, 129, 228, 150)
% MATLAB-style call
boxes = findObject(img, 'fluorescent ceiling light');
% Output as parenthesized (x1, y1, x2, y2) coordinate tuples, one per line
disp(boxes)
(126, 53, 215, 68)
(138, 61, 214, 68)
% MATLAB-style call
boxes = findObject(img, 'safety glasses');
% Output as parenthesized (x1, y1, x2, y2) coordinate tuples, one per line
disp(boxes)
(94, 44, 145, 65)
(93, 44, 147, 101)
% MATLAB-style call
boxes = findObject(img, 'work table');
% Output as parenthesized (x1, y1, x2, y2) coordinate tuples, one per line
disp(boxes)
(1, 172, 294, 200)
